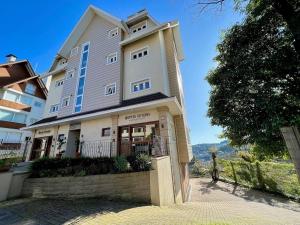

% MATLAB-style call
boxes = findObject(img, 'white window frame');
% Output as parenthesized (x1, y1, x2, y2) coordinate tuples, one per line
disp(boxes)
(130, 46, 149, 61)
(74, 41, 90, 113)
(61, 96, 70, 108)
(106, 52, 118, 65)
(108, 27, 119, 38)
(130, 20, 147, 34)
(130, 78, 151, 93)
(70, 47, 79, 57)
(55, 79, 64, 87)
(66, 69, 75, 80)
(49, 104, 59, 113)
(104, 83, 117, 96)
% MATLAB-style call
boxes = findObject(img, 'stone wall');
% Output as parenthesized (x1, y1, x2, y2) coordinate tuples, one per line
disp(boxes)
(22, 171, 150, 203)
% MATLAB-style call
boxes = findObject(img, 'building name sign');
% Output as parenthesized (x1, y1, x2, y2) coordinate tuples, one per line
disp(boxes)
(125, 113, 150, 121)
(38, 130, 51, 135)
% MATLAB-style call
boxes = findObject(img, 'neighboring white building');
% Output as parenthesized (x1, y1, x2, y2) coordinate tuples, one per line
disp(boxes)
(0, 55, 47, 144)
(25, 6, 192, 203)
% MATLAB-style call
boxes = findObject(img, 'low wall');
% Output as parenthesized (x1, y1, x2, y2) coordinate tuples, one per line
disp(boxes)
(8, 172, 30, 199)
(0, 172, 13, 201)
(22, 171, 150, 203)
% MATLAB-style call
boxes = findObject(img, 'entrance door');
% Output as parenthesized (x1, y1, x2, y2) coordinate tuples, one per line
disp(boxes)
(30, 136, 52, 160)
(119, 122, 159, 157)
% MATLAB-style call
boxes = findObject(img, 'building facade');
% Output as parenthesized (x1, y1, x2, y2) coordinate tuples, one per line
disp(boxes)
(0, 55, 47, 145)
(25, 6, 192, 202)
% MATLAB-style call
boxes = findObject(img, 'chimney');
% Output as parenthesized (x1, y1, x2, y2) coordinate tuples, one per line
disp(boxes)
(6, 54, 17, 63)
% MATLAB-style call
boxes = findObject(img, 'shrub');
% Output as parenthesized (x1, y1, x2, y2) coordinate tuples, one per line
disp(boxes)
(191, 160, 210, 177)
(127, 154, 151, 171)
(30, 157, 114, 178)
(237, 151, 256, 163)
(113, 156, 129, 173)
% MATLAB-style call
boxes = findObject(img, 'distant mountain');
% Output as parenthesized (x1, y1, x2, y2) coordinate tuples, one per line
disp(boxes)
(192, 141, 236, 162)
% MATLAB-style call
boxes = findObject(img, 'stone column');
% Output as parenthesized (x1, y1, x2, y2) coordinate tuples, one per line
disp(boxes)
(157, 106, 183, 204)
(111, 115, 119, 157)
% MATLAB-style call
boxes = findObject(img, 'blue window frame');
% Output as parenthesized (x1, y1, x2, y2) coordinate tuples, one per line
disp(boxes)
(74, 42, 90, 113)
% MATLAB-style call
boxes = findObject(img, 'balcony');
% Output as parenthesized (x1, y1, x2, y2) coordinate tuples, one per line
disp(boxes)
(0, 99, 31, 112)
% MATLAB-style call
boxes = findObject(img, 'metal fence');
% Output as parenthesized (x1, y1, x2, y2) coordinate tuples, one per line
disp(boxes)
(80, 141, 114, 158)
(0, 142, 26, 159)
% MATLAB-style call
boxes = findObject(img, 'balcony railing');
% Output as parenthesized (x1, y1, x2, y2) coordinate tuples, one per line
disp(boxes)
(78, 135, 169, 158)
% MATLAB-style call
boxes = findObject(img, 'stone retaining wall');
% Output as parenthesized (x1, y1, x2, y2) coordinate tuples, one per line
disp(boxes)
(22, 171, 150, 203)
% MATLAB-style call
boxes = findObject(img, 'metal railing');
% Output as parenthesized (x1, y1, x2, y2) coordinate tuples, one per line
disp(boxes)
(80, 141, 115, 158)
(0, 142, 26, 159)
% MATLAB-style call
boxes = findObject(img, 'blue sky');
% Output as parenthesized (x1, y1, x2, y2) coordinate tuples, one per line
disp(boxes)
(0, 0, 243, 144)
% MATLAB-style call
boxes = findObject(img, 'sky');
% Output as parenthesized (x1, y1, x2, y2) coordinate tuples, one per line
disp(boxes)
(0, 0, 243, 145)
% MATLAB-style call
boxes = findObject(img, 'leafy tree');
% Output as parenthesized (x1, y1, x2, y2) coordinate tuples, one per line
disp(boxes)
(206, 7, 300, 155)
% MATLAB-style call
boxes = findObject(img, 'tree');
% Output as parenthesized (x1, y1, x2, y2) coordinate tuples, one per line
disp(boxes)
(196, 0, 300, 56)
(206, 7, 300, 155)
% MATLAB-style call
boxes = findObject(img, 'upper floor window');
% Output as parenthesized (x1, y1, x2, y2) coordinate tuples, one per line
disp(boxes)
(0, 109, 27, 124)
(25, 83, 36, 95)
(66, 70, 75, 80)
(108, 28, 119, 38)
(34, 101, 42, 107)
(105, 83, 116, 96)
(61, 96, 70, 107)
(130, 21, 147, 34)
(131, 79, 151, 93)
(131, 47, 148, 60)
(55, 79, 64, 87)
(106, 52, 118, 65)
(70, 47, 78, 57)
(49, 104, 59, 113)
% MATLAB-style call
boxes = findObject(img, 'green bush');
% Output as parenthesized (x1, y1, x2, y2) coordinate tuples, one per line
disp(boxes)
(218, 159, 300, 199)
(127, 154, 151, 171)
(237, 151, 256, 163)
(30, 157, 114, 178)
(191, 160, 210, 177)
(113, 156, 129, 172)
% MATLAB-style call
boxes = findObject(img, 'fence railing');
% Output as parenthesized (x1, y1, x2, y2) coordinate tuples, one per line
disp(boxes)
(78, 136, 169, 158)
(0, 142, 26, 159)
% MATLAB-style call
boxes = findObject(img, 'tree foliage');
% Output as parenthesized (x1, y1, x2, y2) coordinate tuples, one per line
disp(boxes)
(206, 7, 300, 155)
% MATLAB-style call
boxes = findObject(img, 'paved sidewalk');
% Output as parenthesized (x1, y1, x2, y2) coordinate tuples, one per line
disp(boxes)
(0, 178, 299, 224)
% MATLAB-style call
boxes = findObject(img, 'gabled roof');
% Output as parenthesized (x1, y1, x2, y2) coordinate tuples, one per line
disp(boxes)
(0, 60, 48, 97)
(55, 5, 126, 60)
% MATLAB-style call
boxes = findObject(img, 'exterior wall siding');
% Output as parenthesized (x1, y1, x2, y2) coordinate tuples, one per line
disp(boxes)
(58, 16, 121, 118)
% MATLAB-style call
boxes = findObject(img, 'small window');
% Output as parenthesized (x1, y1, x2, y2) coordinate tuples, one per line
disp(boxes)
(34, 101, 42, 107)
(49, 104, 59, 113)
(62, 97, 70, 107)
(108, 28, 119, 38)
(106, 52, 118, 64)
(131, 79, 151, 93)
(102, 128, 111, 137)
(131, 48, 148, 60)
(130, 21, 147, 34)
(25, 83, 36, 95)
(55, 79, 64, 87)
(66, 70, 75, 80)
(105, 83, 116, 96)
(70, 47, 78, 57)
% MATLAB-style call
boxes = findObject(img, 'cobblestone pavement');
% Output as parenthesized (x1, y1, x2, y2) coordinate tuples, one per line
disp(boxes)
(0, 178, 299, 225)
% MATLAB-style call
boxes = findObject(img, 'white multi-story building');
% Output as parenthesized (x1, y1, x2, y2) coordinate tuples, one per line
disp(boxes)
(0, 54, 47, 145)
(25, 6, 192, 203)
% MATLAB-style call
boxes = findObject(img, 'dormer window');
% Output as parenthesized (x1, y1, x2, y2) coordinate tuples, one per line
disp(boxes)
(108, 28, 119, 38)
(130, 21, 147, 34)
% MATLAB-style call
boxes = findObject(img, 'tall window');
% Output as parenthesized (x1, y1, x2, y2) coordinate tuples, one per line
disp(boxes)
(131, 79, 151, 92)
(25, 83, 36, 95)
(74, 42, 90, 113)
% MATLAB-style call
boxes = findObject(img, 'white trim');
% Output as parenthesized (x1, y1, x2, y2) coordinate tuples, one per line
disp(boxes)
(130, 78, 151, 93)
(108, 27, 119, 38)
(70, 46, 79, 57)
(73, 41, 90, 114)
(23, 97, 182, 130)
(61, 96, 71, 108)
(66, 69, 75, 80)
(106, 52, 118, 65)
(130, 46, 149, 61)
(104, 82, 117, 96)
